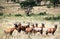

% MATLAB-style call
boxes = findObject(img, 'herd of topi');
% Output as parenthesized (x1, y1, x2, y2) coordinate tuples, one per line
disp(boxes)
(4, 22, 57, 36)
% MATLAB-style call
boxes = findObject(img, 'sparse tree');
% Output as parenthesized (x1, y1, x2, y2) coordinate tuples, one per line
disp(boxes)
(19, 1, 36, 16)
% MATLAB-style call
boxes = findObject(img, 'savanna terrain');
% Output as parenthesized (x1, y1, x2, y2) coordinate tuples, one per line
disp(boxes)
(0, 1, 60, 39)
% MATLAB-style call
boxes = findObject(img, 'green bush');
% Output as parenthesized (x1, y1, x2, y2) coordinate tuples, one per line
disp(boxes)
(45, 16, 60, 20)
(0, 13, 3, 16)
(47, 4, 54, 8)
(15, 14, 22, 16)
(38, 12, 47, 15)
(20, 1, 36, 9)
(45, 17, 52, 20)
(53, 16, 60, 20)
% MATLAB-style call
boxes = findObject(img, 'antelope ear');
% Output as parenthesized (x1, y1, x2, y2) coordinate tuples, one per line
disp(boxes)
(36, 23, 38, 25)
(55, 24, 57, 26)
(55, 25, 57, 27)
(14, 23, 17, 25)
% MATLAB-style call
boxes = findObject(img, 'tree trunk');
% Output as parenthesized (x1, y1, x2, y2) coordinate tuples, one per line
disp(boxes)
(25, 8, 31, 16)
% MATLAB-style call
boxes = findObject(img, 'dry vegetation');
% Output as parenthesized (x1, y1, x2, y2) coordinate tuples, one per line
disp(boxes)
(0, 2, 60, 39)
(0, 13, 60, 39)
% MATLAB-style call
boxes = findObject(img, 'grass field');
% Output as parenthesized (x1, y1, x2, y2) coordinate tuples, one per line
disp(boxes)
(0, 1, 60, 39)
(0, 13, 60, 39)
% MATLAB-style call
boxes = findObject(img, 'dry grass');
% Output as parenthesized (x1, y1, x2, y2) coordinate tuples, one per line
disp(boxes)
(0, 13, 60, 39)
(0, 2, 60, 39)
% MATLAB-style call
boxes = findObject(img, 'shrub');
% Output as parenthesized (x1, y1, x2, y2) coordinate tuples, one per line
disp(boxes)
(38, 12, 47, 15)
(47, 4, 53, 8)
(45, 17, 52, 20)
(52, 16, 60, 20)
(45, 16, 60, 20)
(0, 13, 3, 16)
(15, 14, 22, 16)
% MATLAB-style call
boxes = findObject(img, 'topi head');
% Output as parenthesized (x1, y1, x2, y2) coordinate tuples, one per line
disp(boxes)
(42, 23, 45, 28)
